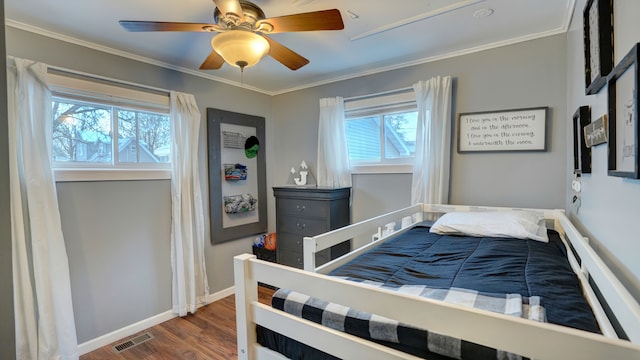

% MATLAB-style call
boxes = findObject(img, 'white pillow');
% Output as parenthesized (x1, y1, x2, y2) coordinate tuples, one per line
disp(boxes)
(429, 211, 549, 242)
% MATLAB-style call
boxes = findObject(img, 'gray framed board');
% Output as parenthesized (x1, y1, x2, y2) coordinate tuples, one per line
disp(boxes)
(207, 108, 267, 244)
(457, 107, 548, 153)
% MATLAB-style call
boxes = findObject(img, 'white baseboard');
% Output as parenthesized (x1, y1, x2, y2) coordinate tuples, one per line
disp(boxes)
(77, 286, 236, 355)
(207, 285, 235, 303)
(77, 310, 175, 356)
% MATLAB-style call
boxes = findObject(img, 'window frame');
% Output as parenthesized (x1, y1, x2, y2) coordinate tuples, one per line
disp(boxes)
(344, 90, 417, 174)
(48, 72, 172, 182)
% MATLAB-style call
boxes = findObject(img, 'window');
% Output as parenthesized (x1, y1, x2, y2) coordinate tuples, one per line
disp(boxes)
(52, 98, 170, 165)
(346, 110, 418, 162)
(48, 72, 171, 181)
(344, 90, 417, 173)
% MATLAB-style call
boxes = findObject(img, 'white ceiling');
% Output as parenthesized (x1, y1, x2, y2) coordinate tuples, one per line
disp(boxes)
(5, 0, 576, 95)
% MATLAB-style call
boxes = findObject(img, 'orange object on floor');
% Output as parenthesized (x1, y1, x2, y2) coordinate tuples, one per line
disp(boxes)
(264, 233, 277, 250)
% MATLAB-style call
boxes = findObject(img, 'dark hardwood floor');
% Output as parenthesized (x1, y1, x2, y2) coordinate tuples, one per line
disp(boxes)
(80, 286, 275, 360)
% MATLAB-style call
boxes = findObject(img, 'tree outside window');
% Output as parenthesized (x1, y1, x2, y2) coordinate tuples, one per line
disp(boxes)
(52, 97, 170, 166)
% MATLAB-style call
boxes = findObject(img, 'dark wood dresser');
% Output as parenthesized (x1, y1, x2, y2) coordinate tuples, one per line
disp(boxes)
(273, 186, 351, 268)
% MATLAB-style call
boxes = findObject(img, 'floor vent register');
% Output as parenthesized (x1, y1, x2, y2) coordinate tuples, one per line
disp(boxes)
(112, 332, 154, 353)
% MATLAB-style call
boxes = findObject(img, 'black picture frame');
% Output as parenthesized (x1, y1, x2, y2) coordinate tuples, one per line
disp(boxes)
(207, 108, 267, 244)
(573, 106, 592, 174)
(583, 0, 614, 95)
(607, 43, 640, 178)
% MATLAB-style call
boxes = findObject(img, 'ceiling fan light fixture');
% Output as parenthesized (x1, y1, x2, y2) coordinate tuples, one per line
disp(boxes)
(211, 30, 270, 69)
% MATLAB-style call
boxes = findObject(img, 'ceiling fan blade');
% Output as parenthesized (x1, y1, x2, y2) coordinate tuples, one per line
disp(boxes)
(119, 21, 218, 32)
(257, 9, 344, 33)
(199, 50, 225, 70)
(264, 36, 309, 71)
(213, 0, 245, 20)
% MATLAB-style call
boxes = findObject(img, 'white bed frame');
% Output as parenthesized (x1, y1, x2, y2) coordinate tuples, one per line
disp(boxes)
(234, 204, 640, 359)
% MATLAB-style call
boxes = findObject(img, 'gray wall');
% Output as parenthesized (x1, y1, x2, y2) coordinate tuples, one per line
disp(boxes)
(1, 0, 17, 357)
(565, 0, 640, 300)
(57, 181, 172, 339)
(6, 26, 274, 343)
(272, 34, 568, 221)
(351, 174, 412, 223)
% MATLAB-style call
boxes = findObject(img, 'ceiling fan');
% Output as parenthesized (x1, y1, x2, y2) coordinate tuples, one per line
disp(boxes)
(119, 0, 344, 71)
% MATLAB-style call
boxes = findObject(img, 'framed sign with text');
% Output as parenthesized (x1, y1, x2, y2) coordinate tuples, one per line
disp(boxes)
(584, 114, 608, 147)
(458, 107, 548, 153)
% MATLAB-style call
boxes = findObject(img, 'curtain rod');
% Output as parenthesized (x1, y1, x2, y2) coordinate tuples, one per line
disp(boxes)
(344, 86, 414, 102)
(47, 64, 171, 95)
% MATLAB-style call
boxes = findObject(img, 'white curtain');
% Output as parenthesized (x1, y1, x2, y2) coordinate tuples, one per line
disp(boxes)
(411, 76, 453, 205)
(170, 91, 209, 316)
(317, 97, 352, 187)
(8, 58, 79, 359)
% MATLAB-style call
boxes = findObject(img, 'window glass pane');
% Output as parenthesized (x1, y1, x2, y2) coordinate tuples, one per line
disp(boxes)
(118, 110, 171, 163)
(384, 111, 418, 159)
(52, 98, 112, 163)
(345, 116, 381, 161)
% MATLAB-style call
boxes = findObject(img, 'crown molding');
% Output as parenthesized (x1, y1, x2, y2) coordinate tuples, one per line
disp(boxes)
(7, 3, 574, 97)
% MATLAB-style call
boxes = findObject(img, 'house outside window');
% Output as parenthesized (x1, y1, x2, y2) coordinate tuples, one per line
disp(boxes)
(346, 111, 418, 162)
(344, 89, 417, 173)
(48, 72, 171, 181)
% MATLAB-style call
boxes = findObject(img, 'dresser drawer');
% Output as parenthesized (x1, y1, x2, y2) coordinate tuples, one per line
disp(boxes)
(278, 217, 327, 236)
(277, 233, 303, 252)
(277, 232, 338, 252)
(278, 248, 303, 268)
(277, 198, 328, 218)
(278, 247, 330, 269)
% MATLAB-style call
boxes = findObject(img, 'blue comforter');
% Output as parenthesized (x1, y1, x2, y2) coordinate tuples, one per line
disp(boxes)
(328, 224, 599, 333)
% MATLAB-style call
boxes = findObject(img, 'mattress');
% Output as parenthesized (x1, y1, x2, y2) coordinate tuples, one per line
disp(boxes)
(258, 224, 600, 359)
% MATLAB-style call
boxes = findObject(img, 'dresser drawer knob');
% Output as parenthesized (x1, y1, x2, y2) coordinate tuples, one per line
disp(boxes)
(296, 204, 306, 212)
(296, 222, 306, 230)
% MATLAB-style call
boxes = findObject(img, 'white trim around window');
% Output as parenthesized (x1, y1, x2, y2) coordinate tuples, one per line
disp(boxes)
(350, 164, 413, 174)
(54, 168, 171, 182)
(47, 73, 170, 111)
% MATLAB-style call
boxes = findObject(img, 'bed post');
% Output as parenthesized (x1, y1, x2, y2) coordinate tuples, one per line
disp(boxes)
(303, 236, 317, 271)
(234, 254, 259, 360)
